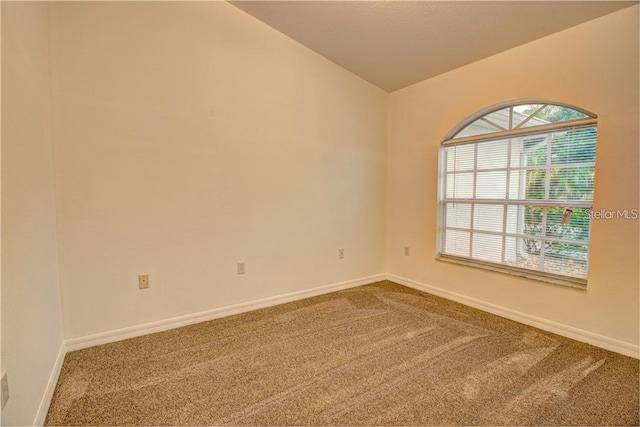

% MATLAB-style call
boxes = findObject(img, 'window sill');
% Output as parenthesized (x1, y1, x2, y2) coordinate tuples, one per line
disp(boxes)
(435, 254, 587, 290)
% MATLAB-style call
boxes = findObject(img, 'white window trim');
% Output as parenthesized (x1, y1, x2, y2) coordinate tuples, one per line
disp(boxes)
(440, 98, 597, 142)
(434, 254, 589, 289)
(436, 99, 597, 289)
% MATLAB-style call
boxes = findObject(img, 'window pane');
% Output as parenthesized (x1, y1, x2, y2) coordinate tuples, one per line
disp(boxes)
(543, 243, 588, 279)
(524, 136, 548, 166)
(474, 204, 503, 233)
(445, 145, 474, 171)
(523, 206, 543, 237)
(483, 108, 511, 130)
(550, 128, 596, 165)
(535, 105, 588, 123)
(510, 237, 543, 268)
(525, 169, 546, 200)
(503, 236, 518, 263)
(446, 203, 471, 229)
(505, 205, 521, 234)
(514, 104, 587, 127)
(455, 119, 500, 138)
(546, 207, 591, 242)
(472, 233, 502, 263)
(476, 171, 506, 198)
(520, 117, 548, 128)
(446, 172, 474, 199)
(512, 105, 543, 128)
(508, 169, 525, 200)
(444, 230, 470, 257)
(510, 137, 525, 168)
(477, 139, 508, 170)
(548, 166, 594, 201)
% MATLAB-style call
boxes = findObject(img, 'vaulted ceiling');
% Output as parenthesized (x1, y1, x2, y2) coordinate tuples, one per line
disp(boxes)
(231, 1, 638, 92)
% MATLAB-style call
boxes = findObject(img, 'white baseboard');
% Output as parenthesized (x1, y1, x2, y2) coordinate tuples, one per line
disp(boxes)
(387, 273, 640, 359)
(33, 342, 66, 426)
(34, 272, 637, 425)
(65, 274, 386, 352)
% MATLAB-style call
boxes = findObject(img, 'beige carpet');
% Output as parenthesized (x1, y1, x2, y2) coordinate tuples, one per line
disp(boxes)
(46, 281, 639, 426)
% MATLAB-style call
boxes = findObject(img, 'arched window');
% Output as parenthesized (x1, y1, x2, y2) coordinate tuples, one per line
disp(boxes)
(437, 100, 597, 288)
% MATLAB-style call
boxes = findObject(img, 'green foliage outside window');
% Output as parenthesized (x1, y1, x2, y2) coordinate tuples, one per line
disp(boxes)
(522, 116, 595, 264)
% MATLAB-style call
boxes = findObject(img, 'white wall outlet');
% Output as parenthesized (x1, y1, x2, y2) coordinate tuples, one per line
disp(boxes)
(1, 371, 9, 409)
(138, 274, 149, 289)
(338, 248, 344, 259)
(237, 261, 246, 274)
(404, 246, 411, 256)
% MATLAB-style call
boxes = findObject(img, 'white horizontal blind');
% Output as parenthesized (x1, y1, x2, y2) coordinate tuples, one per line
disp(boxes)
(440, 125, 596, 282)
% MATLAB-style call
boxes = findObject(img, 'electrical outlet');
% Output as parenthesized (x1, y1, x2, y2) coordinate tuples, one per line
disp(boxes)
(338, 248, 344, 259)
(404, 246, 411, 256)
(1, 371, 9, 409)
(237, 261, 246, 275)
(138, 274, 149, 289)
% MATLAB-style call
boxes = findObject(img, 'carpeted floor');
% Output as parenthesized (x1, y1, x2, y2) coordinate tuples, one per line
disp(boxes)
(46, 281, 639, 426)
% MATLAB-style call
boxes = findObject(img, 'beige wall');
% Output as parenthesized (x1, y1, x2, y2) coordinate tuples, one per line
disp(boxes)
(2, 3, 638, 423)
(1, 2, 65, 425)
(48, 2, 388, 340)
(387, 6, 639, 345)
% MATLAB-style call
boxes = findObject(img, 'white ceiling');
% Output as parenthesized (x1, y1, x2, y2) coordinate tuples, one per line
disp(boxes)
(231, 1, 637, 92)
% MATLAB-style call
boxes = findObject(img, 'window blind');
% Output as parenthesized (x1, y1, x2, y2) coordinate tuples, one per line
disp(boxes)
(440, 125, 596, 283)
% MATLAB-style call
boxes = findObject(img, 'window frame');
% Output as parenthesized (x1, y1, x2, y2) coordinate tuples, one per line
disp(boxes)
(436, 99, 598, 289)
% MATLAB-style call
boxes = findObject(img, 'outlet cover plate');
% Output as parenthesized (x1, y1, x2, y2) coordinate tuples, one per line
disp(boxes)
(138, 274, 149, 289)
(237, 261, 246, 275)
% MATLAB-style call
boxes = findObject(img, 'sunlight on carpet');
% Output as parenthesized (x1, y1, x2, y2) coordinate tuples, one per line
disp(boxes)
(45, 281, 639, 426)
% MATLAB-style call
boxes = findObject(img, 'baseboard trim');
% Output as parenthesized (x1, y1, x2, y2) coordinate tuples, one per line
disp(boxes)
(65, 274, 386, 352)
(386, 273, 640, 359)
(33, 342, 66, 426)
(62, 272, 639, 356)
(387, 274, 640, 359)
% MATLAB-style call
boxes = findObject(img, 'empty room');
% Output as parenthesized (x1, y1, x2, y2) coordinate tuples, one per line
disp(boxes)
(2, 1, 639, 425)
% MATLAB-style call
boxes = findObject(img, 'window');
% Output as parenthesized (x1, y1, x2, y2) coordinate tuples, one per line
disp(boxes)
(437, 100, 597, 288)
